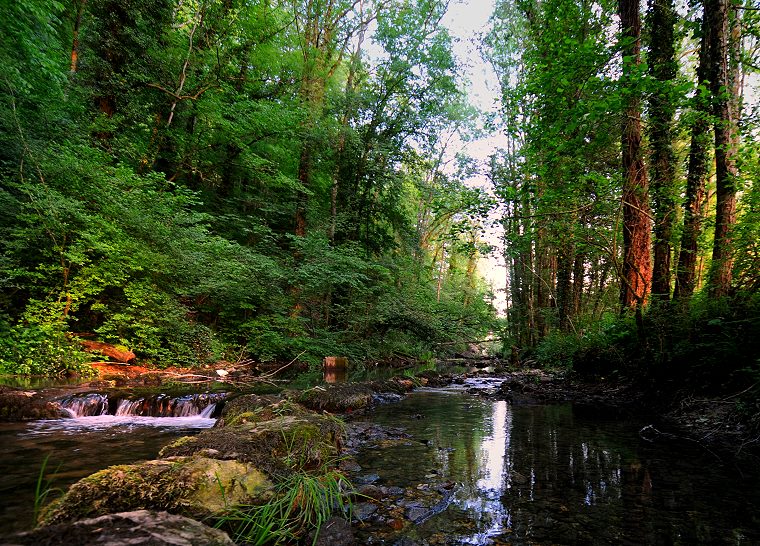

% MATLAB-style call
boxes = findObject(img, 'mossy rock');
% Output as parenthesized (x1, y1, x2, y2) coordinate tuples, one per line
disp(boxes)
(216, 394, 300, 427)
(0, 387, 67, 421)
(297, 384, 374, 413)
(41, 456, 273, 526)
(161, 414, 344, 476)
(369, 377, 418, 394)
(413, 371, 453, 388)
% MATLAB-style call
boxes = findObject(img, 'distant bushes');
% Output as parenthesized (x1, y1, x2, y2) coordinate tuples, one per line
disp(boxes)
(532, 292, 760, 398)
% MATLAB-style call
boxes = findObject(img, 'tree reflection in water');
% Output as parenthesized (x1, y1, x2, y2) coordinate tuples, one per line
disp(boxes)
(356, 389, 760, 544)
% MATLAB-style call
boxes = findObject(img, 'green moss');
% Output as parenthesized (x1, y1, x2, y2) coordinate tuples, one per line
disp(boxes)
(216, 394, 282, 427)
(297, 384, 373, 412)
(41, 457, 274, 526)
(161, 414, 344, 476)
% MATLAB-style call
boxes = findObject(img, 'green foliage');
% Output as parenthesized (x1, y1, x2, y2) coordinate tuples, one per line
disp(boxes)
(0, 321, 92, 377)
(33, 454, 63, 526)
(215, 468, 351, 546)
(0, 0, 497, 375)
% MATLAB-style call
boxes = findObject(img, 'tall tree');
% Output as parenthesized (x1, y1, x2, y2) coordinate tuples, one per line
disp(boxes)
(646, 0, 678, 301)
(618, 0, 652, 308)
(293, 0, 360, 237)
(674, 10, 712, 299)
(707, 0, 740, 296)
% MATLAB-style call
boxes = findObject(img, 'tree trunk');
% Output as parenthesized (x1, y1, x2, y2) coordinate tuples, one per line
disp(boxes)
(70, 0, 87, 73)
(674, 11, 712, 299)
(572, 251, 585, 318)
(556, 238, 575, 332)
(707, 0, 740, 297)
(618, 0, 652, 309)
(647, 0, 677, 301)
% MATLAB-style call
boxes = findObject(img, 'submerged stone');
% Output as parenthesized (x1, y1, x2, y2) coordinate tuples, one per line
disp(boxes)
(8, 510, 234, 546)
(40, 456, 273, 525)
(309, 516, 355, 546)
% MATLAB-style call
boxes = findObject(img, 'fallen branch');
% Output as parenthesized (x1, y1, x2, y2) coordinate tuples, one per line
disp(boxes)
(259, 350, 306, 379)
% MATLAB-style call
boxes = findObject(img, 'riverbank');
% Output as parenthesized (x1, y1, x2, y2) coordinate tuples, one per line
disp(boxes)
(2, 363, 759, 544)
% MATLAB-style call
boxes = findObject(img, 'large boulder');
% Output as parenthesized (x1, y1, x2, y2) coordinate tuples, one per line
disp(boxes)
(41, 456, 273, 525)
(214, 393, 287, 427)
(7, 510, 234, 546)
(297, 384, 375, 413)
(297, 378, 417, 413)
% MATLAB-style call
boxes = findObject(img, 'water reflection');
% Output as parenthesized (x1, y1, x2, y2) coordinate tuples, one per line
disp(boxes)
(323, 367, 347, 384)
(356, 390, 760, 545)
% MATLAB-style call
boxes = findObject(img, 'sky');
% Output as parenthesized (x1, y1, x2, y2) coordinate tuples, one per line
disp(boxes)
(441, 0, 509, 314)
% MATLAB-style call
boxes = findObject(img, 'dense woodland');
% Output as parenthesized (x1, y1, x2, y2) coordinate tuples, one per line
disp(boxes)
(0, 0, 498, 374)
(0, 0, 758, 400)
(487, 0, 760, 400)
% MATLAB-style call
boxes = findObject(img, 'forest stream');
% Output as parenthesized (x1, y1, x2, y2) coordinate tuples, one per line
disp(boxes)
(1, 373, 759, 544)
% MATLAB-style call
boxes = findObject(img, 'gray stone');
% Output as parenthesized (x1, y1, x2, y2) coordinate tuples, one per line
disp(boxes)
(309, 516, 354, 546)
(4, 510, 234, 546)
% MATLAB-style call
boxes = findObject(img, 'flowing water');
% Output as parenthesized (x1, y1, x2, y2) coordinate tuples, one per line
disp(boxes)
(0, 393, 221, 535)
(353, 385, 760, 545)
(1, 379, 759, 543)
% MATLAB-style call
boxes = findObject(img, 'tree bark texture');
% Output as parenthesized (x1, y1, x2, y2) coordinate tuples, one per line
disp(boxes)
(707, 0, 740, 297)
(674, 12, 712, 299)
(70, 0, 87, 73)
(618, 0, 652, 308)
(647, 0, 677, 300)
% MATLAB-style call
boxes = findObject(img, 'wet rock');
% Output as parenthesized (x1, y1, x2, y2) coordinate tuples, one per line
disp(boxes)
(340, 459, 362, 473)
(354, 473, 380, 485)
(353, 502, 379, 521)
(345, 422, 411, 452)
(0, 387, 67, 421)
(414, 370, 453, 388)
(6, 510, 234, 546)
(299, 384, 374, 412)
(40, 456, 274, 525)
(372, 392, 404, 405)
(404, 505, 429, 523)
(309, 516, 355, 546)
(214, 394, 289, 427)
(510, 470, 529, 486)
(393, 536, 421, 546)
(161, 413, 344, 476)
(357, 484, 384, 500)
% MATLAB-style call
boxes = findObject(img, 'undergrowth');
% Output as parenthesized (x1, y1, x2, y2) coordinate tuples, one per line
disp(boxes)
(214, 468, 351, 545)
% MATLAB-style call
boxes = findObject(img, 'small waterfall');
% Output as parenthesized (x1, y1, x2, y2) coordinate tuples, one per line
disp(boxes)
(57, 392, 225, 418)
(58, 393, 109, 417)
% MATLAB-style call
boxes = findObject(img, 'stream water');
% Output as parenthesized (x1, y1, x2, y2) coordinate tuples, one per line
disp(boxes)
(352, 385, 760, 545)
(0, 398, 218, 535)
(1, 378, 759, 543)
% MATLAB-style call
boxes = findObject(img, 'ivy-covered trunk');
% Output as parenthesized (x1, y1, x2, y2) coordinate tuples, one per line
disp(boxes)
(647, 0, 677, 301)
(674, 11, 712, 300)
(707, 0, 740, 297)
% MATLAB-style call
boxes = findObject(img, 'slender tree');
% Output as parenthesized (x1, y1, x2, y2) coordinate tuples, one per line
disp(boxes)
(618, 0, 652, 308)
(646, 0, 678, 301)
(707, 0, 740, 296)
(674, 11, 712, 299)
